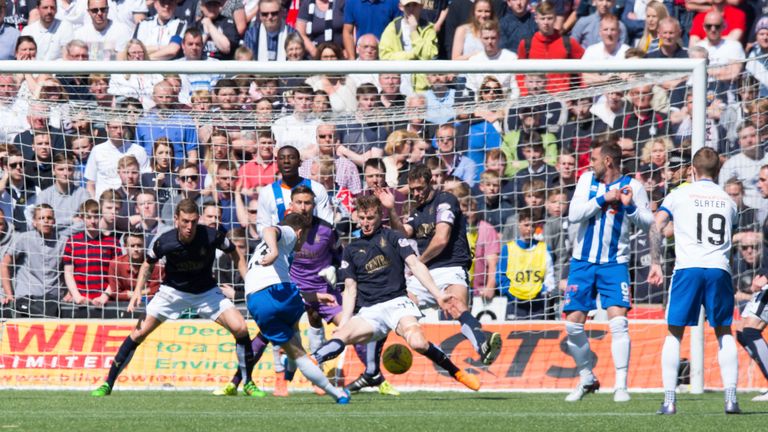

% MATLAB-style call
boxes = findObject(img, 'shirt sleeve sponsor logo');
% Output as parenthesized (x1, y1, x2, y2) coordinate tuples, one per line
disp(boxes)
(340, 260, 349, 269)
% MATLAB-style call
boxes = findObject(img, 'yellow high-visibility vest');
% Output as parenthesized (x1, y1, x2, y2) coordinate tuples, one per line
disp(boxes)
(504, 241, 547, 300)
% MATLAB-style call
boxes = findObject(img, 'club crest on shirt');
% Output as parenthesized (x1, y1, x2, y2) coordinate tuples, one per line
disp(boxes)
(415, 223, 435, 238)
(379, 236, 387, 249)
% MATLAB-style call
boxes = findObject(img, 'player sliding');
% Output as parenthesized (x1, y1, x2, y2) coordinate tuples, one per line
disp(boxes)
(310, 195, 480, 391)
(395, 163, 501, 366)
(91, 199, 262, 397)
(244, 211, 350, 404)
(564, 142, 652, 402)
(648, 147, 741, 414)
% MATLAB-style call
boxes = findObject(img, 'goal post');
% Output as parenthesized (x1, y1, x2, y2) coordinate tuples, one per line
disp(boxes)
(0, 57, 730, 393)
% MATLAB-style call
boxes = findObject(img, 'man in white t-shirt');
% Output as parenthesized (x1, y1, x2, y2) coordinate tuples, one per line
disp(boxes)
(84, 116, 150, 198)
(648, 147, 740, 415)
(466, 20, 519, 98)
(272, 84, 321, 152)
(21, 0, 74, 60)
(73, 0, 134, 56)
(581, 15, 629, 85)
(107, 0, 147, 28)
(696, 10, 744, 83)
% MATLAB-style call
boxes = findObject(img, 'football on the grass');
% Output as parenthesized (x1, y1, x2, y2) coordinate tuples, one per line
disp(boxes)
(382, 344, 413, 375)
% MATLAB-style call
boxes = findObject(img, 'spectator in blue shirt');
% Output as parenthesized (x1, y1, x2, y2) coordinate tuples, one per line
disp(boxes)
(342, 0, 401, 59)
(136, 80, 199, 168)
(499, 0, 536, 53)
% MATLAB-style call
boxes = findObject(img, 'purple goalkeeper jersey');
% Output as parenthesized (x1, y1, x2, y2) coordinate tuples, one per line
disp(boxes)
(290, 217, 338, 292)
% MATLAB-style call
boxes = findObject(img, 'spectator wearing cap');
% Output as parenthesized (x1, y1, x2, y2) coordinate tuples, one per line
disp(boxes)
(21, 0, 75, 60)
(688, 0, 745, 48)
(243, 0, 295, 61)
(74, 0, 134, 56)
(196, 0, 240, 60)
(499, 0, 536, 54)
(747, 16, 768, 98)
(342, 0, 401, 59)
(0, 2, 20, 60)
(133, 0, 186, 60)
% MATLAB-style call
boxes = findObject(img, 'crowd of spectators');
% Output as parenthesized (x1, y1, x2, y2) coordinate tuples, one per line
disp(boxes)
(0, 0, 767, 321)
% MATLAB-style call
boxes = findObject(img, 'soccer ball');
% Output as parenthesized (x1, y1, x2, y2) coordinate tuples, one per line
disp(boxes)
(382, 344, 413, 375)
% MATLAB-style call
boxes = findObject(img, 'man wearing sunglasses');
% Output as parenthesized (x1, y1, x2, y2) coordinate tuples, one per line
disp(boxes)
(73, 0, 133, 54)
(688, 0, 745, 48)
(243, 0, 294, 61)
(160, 162, 204, 228)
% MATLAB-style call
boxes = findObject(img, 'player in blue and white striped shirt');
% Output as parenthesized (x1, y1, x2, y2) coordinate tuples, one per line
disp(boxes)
(564, 142, 653, 403)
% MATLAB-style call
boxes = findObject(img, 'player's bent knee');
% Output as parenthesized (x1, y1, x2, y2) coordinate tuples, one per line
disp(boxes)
(565, 321, 585, 336)
(406, 332, 429, 354)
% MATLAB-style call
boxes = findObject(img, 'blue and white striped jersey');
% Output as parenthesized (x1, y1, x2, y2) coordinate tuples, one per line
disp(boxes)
(568, 171, 653, 264)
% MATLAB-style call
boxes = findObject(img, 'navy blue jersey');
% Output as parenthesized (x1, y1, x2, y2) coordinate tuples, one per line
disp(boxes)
(340, 227, 415, 309)
(147, 226, 235, 293)
(406, 191, 471, 269)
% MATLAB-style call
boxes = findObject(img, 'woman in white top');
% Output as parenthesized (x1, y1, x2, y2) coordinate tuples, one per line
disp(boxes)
(451, 0, 494, 60)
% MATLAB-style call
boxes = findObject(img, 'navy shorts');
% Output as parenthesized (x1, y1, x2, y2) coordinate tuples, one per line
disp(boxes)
(667, 268, 734, 327)
(563, 259, 632, 312)
(246, 283, 305, 345)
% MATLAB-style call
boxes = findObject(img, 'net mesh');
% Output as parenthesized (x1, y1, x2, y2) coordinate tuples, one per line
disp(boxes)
(0, 57, 765, 390)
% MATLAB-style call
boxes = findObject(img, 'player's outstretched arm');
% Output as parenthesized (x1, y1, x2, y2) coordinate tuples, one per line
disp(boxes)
(129, 261, 156, 313)
(647, 211, 670, 286)
(405, 254, 449, 308)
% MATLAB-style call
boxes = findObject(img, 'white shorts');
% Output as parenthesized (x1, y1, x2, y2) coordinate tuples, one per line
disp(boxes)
(743, 290, 768, 323)
(357, 296, 423, 341)
(406, 266, 468, 308)
(146, 285, 235, 321)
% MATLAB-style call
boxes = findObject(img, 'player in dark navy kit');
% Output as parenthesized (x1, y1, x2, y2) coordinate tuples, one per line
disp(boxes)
(91, 199, 262, 397)
(310, 195, 481, 391)
(400, 163, 502, 366)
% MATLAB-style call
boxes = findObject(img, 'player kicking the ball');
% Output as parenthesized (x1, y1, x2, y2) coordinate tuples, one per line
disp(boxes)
(243, 212, 350, 404)
(396, 163, 501, 366)
(564, 142, 653, 403)
(310, 195, 480, 391)
(91, 199, 261, 397)
(648, 147, 740, 414)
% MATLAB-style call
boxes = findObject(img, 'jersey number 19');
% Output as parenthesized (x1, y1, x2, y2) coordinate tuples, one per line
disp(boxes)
(696, 213, 726, 246)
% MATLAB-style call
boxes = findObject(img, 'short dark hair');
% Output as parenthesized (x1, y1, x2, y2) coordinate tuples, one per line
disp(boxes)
(363, 157, 386, 172)
(277, 145, 300, 159)
(600, 142, 622, 167)
(356, 83, 379, 97)
(291, 185, 315, 198)
(176, 198, 200, 216)
(355, 194, 381, 213)
(407, 163, 432, 184)
(281, 213, 310, 231)
(53, 152, 76, 165)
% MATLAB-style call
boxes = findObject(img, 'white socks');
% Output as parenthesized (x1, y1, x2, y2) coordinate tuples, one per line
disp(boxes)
(566, 322, 595, 385)
(295, 355, 345, 400)
(609, 316, 630, 389)
(661, 334, 681, 397)
(717, 333, 738, 401)
(308, 326, 327, 358)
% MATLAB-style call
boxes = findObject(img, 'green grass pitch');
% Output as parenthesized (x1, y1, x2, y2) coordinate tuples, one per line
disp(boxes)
(2, 390, 767, 431)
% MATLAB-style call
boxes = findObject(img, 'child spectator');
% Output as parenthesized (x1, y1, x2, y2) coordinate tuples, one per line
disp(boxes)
(502, 179, 546, 242)
(496, 206, 555, 320)
(475, 170, 514, 229)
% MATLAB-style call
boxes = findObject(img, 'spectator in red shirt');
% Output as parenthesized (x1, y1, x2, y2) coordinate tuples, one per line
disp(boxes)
(237, 129, 278, 196)
(103, 231, 163, 304)
(63, 199, 120, 305)
(688, 0, 745, 47)
(517, 1, 585, 93)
